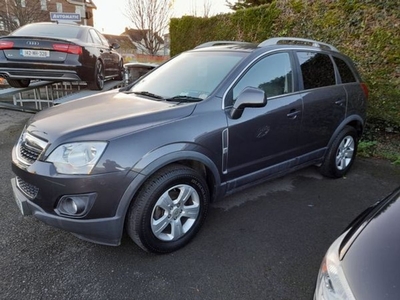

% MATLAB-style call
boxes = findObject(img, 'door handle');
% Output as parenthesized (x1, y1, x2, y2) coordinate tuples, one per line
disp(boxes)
(287, 109, 300, 119)
(335, 99, 346, 106)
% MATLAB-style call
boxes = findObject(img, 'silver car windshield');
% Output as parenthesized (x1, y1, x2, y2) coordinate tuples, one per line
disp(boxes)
(130, 51, 245, 100)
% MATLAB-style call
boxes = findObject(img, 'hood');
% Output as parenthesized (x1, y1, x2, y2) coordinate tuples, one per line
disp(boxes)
(26, 90, 195, 144)
(340, 187, 400, 300)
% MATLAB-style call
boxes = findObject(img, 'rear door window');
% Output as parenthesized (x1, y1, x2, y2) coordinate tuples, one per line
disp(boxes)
(297, 52, 335, 89)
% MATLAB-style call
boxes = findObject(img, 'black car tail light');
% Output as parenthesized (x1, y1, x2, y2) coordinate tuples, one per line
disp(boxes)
(52, 43, 82, 55)
(0, 41, 14, 49)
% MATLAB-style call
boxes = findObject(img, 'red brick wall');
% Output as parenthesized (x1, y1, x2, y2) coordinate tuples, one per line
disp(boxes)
(46, 1, 94, 26)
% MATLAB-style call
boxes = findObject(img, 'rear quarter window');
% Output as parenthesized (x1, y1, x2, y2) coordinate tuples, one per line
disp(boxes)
(333, 57, 357, 83)
(297, 52, 336, 90)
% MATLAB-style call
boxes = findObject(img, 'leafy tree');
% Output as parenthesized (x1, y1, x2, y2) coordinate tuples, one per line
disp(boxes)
(225, 0, 273, 11)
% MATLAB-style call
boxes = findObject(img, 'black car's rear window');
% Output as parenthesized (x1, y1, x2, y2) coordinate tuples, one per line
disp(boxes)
(12, 24, 81, 39)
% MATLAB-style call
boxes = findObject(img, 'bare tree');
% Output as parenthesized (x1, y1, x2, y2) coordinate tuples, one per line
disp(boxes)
(124, 0, 172, 55)
(203, 0, 212, 17)
(1, 0, 48, 33)
(189, 0, 197, 16)
(189, 0, 212, 17)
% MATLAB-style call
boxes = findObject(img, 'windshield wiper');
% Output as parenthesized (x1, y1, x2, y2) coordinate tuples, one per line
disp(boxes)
(129, 91, 164, 100)
(165, 95, 203, 103)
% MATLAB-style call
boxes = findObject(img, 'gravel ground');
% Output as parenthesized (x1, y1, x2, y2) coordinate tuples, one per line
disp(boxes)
(0, 108, 31, 132)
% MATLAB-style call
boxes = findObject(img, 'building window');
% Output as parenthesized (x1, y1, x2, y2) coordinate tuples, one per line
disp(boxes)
(75, 5, 83, 16)
(56, 3, 63, 12)
(40, 0, 47, 10)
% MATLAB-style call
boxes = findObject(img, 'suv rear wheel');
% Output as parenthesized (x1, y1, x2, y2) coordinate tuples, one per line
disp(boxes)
(126, 164, 210, 253)
(320, 126, 358, 178)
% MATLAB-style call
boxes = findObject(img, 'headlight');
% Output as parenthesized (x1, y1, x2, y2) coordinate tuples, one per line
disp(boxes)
(314, 231, 355, 300)
(47, 142, 107, 174)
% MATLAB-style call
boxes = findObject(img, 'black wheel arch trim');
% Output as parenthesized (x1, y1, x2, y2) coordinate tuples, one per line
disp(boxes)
(326, 115, 365, 151)
(111, 146, 223, 243)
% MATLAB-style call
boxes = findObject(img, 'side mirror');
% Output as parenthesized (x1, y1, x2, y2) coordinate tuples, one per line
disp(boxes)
(111, 43, 120, 50)
(230, 86, 267, 119)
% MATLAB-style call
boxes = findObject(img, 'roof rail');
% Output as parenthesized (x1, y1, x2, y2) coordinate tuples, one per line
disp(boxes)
(194, 41, 256, 49)
(259, 37, 338, 52)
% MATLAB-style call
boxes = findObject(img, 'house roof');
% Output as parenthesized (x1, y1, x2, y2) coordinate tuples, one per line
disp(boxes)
(103, 34, 137, 50)
(123, 28, 164, 44)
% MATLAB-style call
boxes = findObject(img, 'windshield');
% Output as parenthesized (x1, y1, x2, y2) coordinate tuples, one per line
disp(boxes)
(130, 51, 245, 100)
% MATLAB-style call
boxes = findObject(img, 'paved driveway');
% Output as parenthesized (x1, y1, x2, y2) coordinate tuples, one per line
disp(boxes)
(1, 109, 399, 300)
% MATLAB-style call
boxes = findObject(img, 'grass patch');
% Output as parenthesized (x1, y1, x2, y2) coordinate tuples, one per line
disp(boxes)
(358, 118, 400, 165)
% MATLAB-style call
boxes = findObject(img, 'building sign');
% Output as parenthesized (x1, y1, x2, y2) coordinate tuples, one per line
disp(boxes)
(50, 12, 81, 21)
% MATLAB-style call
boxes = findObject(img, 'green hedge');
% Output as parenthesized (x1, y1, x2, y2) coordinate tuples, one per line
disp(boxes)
(170, 0, 400, 125)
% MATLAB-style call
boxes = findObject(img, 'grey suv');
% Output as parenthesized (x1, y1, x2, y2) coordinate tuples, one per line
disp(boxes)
(11, 37, 368, 253)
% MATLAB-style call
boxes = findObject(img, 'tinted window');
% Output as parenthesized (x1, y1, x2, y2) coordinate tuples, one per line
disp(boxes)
(13, 24, 80, 39)
(232, 52, 292, 101)
(98, 32, 110, 46)
(87, 32, 94, 43)
(297, 52, 335, 89)
(333, 57, 356, 83)
(89, 30, 102, 45)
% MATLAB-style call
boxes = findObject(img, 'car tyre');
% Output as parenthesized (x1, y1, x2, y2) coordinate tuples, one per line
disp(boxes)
(7, 79, 30, 88)
(126, 164, 210, 253)
(320, 126, 358, 178)
(87, 60, 104, 90)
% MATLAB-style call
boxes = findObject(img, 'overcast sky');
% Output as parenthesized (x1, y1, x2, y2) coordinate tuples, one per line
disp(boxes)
(93, 0, 232, 34)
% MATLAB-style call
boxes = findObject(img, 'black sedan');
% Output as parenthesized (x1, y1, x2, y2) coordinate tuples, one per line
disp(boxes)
(314, 186, 400, 300)
(0, 22, 124, 90)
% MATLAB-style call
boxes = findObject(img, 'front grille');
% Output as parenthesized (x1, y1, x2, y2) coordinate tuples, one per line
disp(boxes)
(19, 143, 42, 164)
(16, 132, 47, 165)
(16, 176, 39, 199)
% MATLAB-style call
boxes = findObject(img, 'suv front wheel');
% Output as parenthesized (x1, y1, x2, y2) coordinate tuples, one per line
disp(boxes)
(320, 126, 358, 178)
(126, 164, 210, 253)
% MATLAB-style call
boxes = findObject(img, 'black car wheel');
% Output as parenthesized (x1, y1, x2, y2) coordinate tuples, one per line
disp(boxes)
(87, 60, 104, 90)
(320, 126, 358, 178)
(126, 164, 210, 253)
(7, 79, 30, 88)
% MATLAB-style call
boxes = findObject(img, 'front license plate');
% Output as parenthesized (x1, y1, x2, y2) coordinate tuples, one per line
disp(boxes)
(20, 49, 50, 58)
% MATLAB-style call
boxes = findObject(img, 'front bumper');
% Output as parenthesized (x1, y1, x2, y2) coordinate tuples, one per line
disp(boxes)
(11, 177, 124, 246)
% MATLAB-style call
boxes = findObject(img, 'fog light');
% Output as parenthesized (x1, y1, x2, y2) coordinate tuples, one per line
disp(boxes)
(56, 193, 96, 217)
